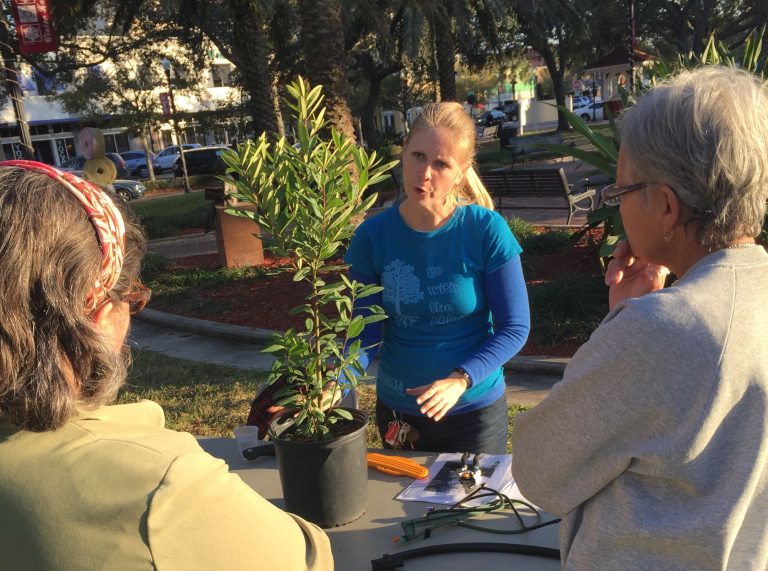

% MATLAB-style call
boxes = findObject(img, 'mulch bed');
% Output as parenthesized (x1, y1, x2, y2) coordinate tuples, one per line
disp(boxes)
(147, 230, 605, 357)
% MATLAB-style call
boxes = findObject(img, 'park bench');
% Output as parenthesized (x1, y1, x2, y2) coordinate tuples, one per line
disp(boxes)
(501, 132, 575, 169)
(480, 167, 596, 225)
(476, 124, 499, 142)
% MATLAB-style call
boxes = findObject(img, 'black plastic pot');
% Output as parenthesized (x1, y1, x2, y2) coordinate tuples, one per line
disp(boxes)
(269, 408, 368, 528)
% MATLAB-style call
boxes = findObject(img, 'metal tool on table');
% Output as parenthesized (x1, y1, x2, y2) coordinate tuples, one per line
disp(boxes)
(457, 452, 482, 492)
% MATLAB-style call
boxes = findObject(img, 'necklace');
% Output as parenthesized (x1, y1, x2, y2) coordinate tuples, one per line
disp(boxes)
(724, 243, 757, 249)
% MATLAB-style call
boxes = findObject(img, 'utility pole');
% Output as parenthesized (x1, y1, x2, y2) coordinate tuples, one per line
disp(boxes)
(0, 13, 33, 160)
(161, 59, 191, 193)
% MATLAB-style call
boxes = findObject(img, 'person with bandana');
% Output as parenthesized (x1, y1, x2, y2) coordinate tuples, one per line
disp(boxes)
(0, 162, 332, 570)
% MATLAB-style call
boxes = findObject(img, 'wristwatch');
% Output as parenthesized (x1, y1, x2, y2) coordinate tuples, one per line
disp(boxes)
(452, 367, 473, 389)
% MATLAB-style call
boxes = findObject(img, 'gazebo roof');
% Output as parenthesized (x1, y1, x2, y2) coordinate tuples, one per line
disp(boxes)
(585, 48, 655, 71)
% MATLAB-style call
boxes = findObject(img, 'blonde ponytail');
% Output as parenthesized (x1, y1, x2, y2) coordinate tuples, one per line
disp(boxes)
(456, 165, 495, 210)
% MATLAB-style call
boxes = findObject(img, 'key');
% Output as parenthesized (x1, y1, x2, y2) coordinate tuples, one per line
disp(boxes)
(384, 420, 400, 447)
(405, 426, 419, 450)
(398, 422, 410, 447)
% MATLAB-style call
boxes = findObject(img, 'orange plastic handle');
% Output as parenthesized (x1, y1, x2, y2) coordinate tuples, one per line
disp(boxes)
(367, 453, 429, 479)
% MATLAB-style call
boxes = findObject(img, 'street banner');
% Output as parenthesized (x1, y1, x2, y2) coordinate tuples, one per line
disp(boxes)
(159, 93, 171, 117)
(11, 0, 58, 55)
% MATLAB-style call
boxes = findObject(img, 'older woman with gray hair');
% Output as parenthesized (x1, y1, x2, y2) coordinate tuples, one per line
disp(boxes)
(0, 161, 331, 570)
(512, 66, 768, 569)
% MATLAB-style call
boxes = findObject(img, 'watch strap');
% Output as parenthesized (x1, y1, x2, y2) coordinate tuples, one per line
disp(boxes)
(453, 367, 473, 389)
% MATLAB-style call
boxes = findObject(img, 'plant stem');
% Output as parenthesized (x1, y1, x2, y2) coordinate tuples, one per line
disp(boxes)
(310, 266, 323, 419)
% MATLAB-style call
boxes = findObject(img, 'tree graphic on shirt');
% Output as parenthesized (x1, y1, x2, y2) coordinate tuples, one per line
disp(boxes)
(382, 259, 424, 317)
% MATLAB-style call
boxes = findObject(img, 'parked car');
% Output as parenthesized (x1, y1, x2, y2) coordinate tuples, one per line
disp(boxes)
(175, 145, 231, 176)
(577, 102, 604, 121)
(572, 96, 591, 109)
(119, 150, 161, 178)
(475, 109, 507, 128)
(61, 153, 129, 179)
(110, 179, 146, 202)
(496, 100, 520, 122)
(155, 143, 202, 172)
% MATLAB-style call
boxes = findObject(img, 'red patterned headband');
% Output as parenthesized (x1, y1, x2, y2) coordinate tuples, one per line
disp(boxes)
(0, 159, 126, 312)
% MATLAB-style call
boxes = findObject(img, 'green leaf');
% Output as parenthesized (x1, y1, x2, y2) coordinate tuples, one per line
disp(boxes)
(293, 267, 310, 282)
(261, 344, 285, 353)
(346, 316, 365, 338)
(333, 408, 353, 421)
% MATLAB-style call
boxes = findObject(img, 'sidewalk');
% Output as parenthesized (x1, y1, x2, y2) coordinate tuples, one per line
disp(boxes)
(132, 309, 567, 407)
(148, 232, 217, 258)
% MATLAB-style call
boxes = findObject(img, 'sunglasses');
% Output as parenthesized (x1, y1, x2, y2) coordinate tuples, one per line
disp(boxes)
(120, 280, 152, 315)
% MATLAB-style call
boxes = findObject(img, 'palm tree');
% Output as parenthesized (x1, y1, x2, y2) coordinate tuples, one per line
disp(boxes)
(176, 0, 282, 141)
(299, 0, 356, 140)
(229, 0, 281, 139)
(394, 0, 505, 102)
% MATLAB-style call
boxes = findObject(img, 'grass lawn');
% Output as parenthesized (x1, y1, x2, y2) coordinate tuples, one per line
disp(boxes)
(121, 349, 531, 452)
(129, 190, 211, 239)
(475, 126, 614, 171)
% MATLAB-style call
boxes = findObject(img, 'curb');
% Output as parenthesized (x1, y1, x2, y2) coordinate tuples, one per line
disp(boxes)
(137, 309, 276, 343)
(136, 309, 569, 377)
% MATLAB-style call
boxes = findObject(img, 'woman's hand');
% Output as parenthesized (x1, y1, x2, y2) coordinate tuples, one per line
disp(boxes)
(321, 382, 343, 410)
(605, 240, 669, 310)
(265, 383, 342, 419)
(405, 374, 469, 421)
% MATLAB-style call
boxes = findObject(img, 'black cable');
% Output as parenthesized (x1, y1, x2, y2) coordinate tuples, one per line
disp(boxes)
(398, 484, 560, 541)
(371, 542, 561, 570)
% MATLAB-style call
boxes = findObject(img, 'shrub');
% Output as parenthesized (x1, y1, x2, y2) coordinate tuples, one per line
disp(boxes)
(528, 274, 607, 347)
(520, 228, 574, 254)
(141, 252, 171, 279)
(476, 149, 511, 167)
(506, 216, 536, 242)
(143, 175, 222, 193)
(146, 265, 270, 293)
(143, 178, 186, 192)
(131, 192, 211, 239)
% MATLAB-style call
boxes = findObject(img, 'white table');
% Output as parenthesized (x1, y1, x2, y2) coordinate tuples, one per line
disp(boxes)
(199, 438, 561, 571)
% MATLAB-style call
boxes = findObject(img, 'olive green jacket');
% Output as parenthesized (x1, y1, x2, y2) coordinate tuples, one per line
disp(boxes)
(0, 400, 332, 570)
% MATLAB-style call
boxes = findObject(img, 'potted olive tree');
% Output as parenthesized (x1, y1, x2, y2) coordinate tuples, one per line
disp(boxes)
(220, 78, 395, 527)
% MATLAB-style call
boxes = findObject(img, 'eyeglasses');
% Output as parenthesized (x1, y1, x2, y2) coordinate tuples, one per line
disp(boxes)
(600, 182, 652, 207)
(120, 280, 152, 315)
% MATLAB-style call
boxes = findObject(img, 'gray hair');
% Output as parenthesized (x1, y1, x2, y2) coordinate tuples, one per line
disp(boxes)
(619, 66, 768, 249)
(0, 168, 146, 431)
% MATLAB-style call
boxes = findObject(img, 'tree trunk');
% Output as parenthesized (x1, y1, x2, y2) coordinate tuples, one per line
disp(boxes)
(361, 74, 383, 151)
(299, 0, 355, 141)
(272, 72, 285, 138)
(432, 15, 457, 102)
(552, 72, 569, 131)
(540, 48, 569, 131)
(691, 0, 718, 58)
(230, 0, 280, 141)
(142, 127, 156, 181)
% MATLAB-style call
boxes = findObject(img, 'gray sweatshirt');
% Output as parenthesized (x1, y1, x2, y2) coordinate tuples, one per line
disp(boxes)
(512, 247, 768, 570)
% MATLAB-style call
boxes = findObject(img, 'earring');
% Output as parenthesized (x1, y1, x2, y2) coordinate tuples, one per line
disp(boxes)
(663, 229, 674, 242)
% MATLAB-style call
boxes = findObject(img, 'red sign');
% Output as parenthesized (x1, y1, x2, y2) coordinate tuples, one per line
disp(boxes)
(159, 93, 171, 117)
(11, 0, 58, 55)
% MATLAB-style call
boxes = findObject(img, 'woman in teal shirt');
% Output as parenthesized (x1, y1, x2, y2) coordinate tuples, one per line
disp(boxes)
(346, 102, 530, 454)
